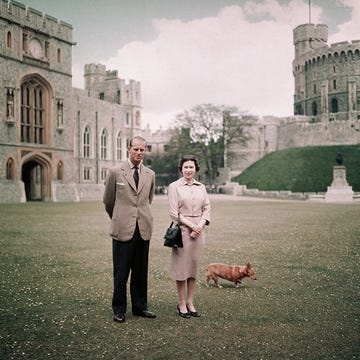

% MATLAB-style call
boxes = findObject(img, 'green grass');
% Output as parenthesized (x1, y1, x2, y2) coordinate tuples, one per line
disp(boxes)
(234, 145, 360, 192)
(0, 197, 359, 359)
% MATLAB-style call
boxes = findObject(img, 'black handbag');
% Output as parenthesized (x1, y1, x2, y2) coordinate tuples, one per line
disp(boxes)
(163, 213, 183, 248)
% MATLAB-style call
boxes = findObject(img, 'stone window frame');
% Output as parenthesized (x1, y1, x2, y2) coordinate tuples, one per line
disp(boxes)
(83, 166, 91, 181)
(101, 168, 108, 181)
(100, 128, 108, 160)
(6, 31, 12, 48)
(57, 160, 64, 181)
(116, 131, 122, 160)
(6, 157, 16, 180)
(83, 126, 91, 158)
(20, 78, 48, 144)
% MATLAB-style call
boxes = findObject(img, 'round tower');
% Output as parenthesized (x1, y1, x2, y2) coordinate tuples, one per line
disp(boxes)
(293, 24, 328, 115)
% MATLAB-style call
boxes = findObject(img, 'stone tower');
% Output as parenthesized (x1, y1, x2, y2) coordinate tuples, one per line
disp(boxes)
(0, 0, 78, 202)
(293, 24, 328, 116)
(293, 23, 360, 120)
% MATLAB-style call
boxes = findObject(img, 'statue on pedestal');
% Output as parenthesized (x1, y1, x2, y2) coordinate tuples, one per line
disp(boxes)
(335, 152, 343, 165)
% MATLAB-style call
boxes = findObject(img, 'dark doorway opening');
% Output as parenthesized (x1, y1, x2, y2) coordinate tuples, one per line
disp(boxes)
(22, 160, 43, 201)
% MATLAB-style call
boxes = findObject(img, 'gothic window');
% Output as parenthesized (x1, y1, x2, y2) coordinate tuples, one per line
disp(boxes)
(45, 41, 49, 58)
(20, 80, 46, 144)
(83, 126, 90, 158)
(6, 157, 15, 180)
(116, 132, 122, 160)
(331, 98, 338, 113)
(83, 167, 91, 180)
(57, 100, 64, 128)
(7, 31, 12, 48)
(313, 84, 316, 94)
(333, 79, 337, 90)
(126, 138, 130, 158)
(22, 33, 28, 52)
(99, 92, 104, 100)
(295, 104, 303, 115)
(101, 168, 108, 181)
(125, 113, 130, 126)
(57, 48, 61, 63)
(135, 111, 141, 127)
(100, 129, 108, 159)
(312, 101, 318, 116)
(57, 161, 64, 181)
(117, 90, 121, 104)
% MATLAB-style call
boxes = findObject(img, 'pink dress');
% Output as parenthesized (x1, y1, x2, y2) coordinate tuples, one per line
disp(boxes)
(168, 177, 211, 281)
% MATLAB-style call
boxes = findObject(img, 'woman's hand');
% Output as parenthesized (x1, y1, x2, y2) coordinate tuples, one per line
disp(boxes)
(190, 225, 202, 238)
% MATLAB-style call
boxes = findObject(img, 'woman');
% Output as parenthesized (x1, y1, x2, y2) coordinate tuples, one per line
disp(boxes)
(167, 155, 211, 318)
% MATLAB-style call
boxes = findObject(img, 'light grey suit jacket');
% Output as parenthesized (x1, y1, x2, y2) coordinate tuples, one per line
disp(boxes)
(103, 161, 155, 241)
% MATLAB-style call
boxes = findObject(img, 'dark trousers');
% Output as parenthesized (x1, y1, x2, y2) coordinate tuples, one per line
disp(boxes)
(112, 224, 150, 315)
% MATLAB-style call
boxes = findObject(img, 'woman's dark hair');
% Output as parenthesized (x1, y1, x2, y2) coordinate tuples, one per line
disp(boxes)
(178, 155, 200, 172)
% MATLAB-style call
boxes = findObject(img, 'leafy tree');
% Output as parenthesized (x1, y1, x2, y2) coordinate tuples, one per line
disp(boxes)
(151, 127, 198, 186)
(173, 104, 254, 185)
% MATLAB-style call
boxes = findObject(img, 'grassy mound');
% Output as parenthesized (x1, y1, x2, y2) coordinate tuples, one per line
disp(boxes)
(234, 145, 360, 192)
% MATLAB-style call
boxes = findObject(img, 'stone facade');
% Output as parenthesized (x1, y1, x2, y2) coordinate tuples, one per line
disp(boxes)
(227, 23, 360, 177)
(0, 1, 359, 202)
(0, 0, 169, 203)
(0, 0, 76, 202)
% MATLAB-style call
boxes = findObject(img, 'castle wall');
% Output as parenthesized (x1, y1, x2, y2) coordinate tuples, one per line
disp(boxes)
(1, 2, 359, 201)
(0, 0, 77, 202)
(227, 117, 279, 175)
(277, 116, 360, 150)
(72, 79, 152, 200)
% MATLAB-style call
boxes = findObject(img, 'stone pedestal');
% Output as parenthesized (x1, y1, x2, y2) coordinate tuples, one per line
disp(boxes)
(325, 166, 353, 202)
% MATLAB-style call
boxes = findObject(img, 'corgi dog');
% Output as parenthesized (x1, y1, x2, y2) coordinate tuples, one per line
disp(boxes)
(205, 262, 256, 288)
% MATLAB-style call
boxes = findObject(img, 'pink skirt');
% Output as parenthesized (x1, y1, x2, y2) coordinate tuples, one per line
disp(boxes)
(170, 216, 205, 281)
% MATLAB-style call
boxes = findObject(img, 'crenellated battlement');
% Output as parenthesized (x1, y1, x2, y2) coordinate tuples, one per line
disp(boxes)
(106, 70, 118, 80)
(84, 63, 141, 106)
(302, 39, 360, 65)
(293, 23, 328, 45)
(0, 0, 73, 43)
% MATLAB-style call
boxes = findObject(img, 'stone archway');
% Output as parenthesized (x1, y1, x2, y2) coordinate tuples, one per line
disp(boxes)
(21, 154, 52, 201)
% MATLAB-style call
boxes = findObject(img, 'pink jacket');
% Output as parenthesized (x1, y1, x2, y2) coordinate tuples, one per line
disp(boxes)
(168, 177, 210, 229)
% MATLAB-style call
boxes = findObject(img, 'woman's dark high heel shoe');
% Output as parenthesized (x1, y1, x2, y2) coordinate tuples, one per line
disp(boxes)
(186, 305, 201, 317)
(177, 305, 191, 319)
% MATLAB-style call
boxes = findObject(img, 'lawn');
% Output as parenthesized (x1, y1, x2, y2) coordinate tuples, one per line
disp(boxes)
(0, 196, 359, 359)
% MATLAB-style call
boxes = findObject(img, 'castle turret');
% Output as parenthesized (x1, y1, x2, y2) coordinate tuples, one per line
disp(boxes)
(293, 24, 328, 58)
(293, 24, 328, 116)
(84, 63, 106, 91)
(293, 22, 360, 121)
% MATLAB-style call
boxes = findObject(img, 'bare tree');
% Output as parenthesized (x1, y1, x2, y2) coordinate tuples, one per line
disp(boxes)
(174, 104, 254, 185)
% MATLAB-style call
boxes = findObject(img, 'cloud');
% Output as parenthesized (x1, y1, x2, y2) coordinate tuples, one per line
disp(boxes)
(100, 0, 356, 130)
(329, 0, 360, 43)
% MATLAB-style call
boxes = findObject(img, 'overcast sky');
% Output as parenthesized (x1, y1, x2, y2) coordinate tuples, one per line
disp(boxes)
(22, 0, 360, 130)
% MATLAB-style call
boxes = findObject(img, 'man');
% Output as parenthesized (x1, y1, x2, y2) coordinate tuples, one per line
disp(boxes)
(103, 136, 156, 323)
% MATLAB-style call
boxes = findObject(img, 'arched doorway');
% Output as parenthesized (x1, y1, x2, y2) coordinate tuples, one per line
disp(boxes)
(21, 154, 52, 201)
